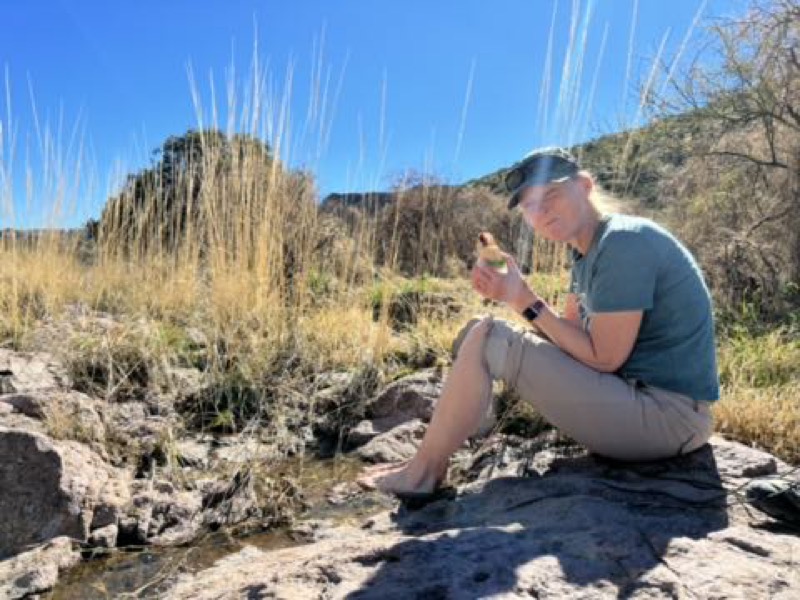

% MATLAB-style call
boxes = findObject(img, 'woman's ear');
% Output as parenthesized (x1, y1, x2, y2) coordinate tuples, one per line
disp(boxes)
(577, 171, 594, 196)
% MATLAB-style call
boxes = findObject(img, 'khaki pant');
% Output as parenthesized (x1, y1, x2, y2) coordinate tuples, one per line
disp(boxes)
(453, 316, 714, 461)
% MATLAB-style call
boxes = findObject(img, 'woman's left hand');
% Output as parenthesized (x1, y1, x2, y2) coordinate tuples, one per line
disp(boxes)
(471, 252, 531, 305)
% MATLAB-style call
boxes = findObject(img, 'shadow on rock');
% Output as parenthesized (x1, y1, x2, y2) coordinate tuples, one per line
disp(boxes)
(346, 445, 730, 599)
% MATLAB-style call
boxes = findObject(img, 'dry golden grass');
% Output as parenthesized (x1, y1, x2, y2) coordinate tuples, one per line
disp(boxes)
(2, 231, 798, 465)
(295, 302, 392, 369)
(713, 328, 800, 463)
(712, 383, 799, 464)
(0, 242, 82, 342)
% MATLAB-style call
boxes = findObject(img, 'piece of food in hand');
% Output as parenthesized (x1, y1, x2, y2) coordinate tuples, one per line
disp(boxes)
(476, 232, 508, 273)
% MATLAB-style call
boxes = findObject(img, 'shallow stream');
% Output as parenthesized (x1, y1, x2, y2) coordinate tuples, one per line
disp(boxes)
(49, 455, 388, 599)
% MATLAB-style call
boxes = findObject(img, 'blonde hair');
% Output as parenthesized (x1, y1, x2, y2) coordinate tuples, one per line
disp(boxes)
(577, 170, 626, 215)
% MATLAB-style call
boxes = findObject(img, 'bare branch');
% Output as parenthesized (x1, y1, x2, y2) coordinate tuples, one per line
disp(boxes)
(747, 203, 794, 236)
(703, 150, 788, 169)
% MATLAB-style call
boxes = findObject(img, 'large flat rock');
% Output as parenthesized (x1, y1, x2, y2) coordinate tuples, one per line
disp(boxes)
(165, 437, 799, 599)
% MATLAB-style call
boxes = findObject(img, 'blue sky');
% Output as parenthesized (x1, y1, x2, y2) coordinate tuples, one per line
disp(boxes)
(1, 0, 743, 228)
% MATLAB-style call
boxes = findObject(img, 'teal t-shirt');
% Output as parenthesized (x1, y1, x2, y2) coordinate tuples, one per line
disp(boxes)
(570, 214, 720, 401)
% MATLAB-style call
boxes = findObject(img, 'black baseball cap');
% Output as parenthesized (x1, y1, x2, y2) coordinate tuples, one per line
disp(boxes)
(505, 147, 580, 209)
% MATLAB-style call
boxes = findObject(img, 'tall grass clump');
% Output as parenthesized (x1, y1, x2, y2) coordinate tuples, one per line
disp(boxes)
(86, 68, 398, 429)
(0, 48, 399, 439)
(713, 326, 800, 462)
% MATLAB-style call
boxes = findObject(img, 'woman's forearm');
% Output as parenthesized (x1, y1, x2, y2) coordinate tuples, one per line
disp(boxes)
(509, 288, 615, 372)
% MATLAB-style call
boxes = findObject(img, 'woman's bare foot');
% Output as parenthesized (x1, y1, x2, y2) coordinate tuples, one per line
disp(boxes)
(357, 461, 445, 495)
(358, 461, 409, 478)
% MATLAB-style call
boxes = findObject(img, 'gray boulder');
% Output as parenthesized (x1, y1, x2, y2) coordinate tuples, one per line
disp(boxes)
(355, 419, 428, 463)
(88, 523, 119, 548)
(347, 415, 413, 448)
(116, 473, 260, 547)
(119, 480, 203, 547)
(365, 370, 443, 422)
(165, 436, 800, 599)
(345, 370, 445, 452)
(0, 428, 130, 558)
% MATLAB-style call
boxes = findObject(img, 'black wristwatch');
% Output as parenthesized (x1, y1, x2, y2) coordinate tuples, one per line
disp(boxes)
(522, 299, 546, 322)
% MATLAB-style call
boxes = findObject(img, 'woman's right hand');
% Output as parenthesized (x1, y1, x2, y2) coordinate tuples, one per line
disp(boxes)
(471, 252, 532, 307)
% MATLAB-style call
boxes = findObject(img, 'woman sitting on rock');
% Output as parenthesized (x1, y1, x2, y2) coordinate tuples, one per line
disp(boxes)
(359, 147, 720, 497)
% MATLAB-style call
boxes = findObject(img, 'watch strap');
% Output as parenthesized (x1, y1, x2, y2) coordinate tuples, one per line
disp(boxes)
(522, 299, 546, 322)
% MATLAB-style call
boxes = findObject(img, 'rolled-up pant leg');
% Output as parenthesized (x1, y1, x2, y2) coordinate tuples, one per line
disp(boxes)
(453, 316, 713, 462)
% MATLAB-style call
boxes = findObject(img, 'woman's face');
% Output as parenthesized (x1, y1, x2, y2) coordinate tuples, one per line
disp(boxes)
(517, 175, 592, 243)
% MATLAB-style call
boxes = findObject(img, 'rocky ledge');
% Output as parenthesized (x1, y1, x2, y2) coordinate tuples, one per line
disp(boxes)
(165, 437, 799, 599)
(1, 341, 798, 598)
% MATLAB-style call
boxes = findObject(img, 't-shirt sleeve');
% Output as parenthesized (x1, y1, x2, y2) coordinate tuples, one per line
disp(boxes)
(590, 232, 657, 312)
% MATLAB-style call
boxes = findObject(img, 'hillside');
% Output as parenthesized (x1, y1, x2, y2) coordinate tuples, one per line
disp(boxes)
(464, 112, 705, 210)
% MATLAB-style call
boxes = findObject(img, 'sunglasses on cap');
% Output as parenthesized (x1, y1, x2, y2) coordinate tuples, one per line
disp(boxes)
(505, 148, 580, 209)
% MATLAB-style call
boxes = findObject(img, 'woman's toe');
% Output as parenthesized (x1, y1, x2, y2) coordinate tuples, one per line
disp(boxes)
(361, 461, 408, 474)
(356, 464, 407, 490)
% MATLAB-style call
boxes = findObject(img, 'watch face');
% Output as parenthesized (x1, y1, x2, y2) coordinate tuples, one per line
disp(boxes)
(522, 304, 539, 322)
(523, 300, 545, 322)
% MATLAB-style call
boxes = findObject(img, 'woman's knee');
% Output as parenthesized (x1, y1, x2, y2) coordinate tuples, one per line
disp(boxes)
(451, 315, 493, 360)
(451, 316, 530, 384)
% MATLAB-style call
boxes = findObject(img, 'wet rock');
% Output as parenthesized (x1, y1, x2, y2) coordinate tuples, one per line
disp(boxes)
(0, 537, 80, 600)
(288, 520, 326, 543)
(165, 437, 800, 599)
(0, 428, 130, 559)
(326, 482, 364, 507)
(355, 419, 427, 463)
(117, 471, 263, 547)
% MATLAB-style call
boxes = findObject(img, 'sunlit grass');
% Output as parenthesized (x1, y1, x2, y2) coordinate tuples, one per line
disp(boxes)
(719, 327, 800, 388)
(714, 328, 800, 463)
(712, 383, 799, 464)
(2, 223, 797, 465)
(295, 303, 389, 369)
